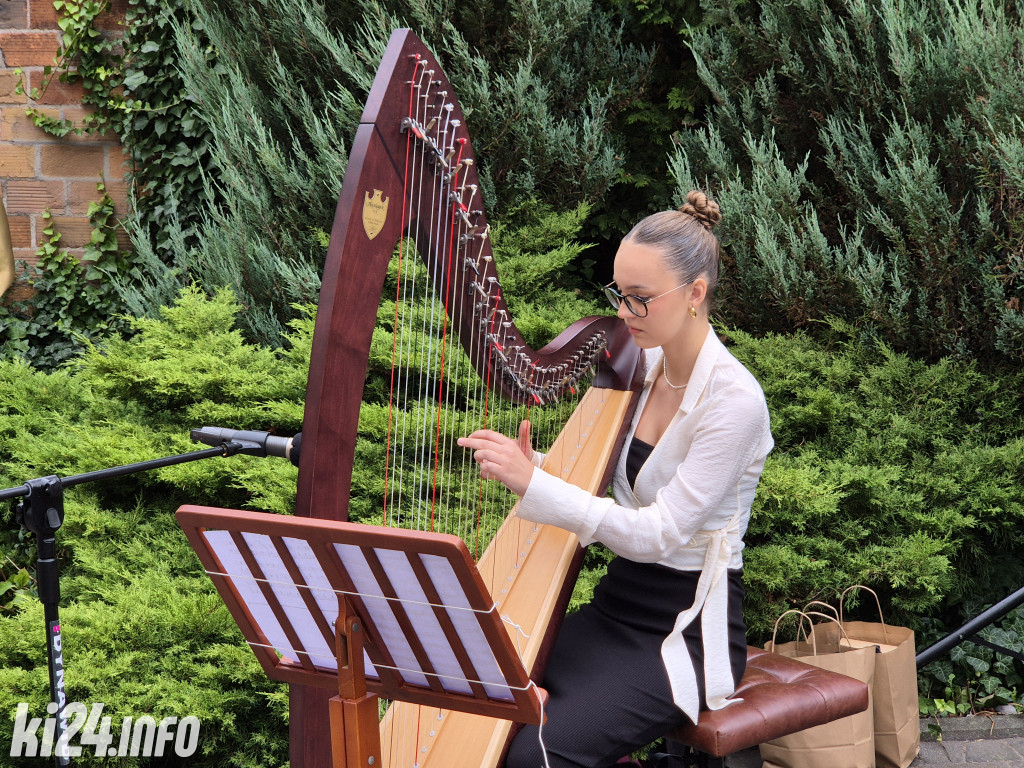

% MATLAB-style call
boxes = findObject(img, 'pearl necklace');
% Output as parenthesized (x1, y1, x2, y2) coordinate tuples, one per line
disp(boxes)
(662, 357, 687, 390)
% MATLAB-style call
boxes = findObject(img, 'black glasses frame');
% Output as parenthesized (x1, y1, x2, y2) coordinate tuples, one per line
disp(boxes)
(602, 280, 694, 318)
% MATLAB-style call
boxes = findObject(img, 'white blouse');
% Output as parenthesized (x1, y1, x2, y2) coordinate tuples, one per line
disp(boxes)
(516, 328, 773, 722)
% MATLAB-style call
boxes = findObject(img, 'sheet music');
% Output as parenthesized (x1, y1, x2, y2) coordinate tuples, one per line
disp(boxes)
(205, 531, 337, 669)
(201, 527, 516, 700)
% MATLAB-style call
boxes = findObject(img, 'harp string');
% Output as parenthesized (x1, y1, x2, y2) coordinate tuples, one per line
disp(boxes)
(371, 49, 602, 765)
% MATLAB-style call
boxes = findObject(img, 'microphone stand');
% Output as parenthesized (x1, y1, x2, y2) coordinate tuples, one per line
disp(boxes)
(0, 439, 256, 767)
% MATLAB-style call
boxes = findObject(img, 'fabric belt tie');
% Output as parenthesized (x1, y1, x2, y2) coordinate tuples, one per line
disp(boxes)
(660, 511, 743, 723)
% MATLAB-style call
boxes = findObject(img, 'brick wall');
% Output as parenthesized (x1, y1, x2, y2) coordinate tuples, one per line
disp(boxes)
(1, 0, 130, 301)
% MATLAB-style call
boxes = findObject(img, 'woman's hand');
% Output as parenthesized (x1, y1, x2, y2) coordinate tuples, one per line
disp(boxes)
(458, 420, 535, 496)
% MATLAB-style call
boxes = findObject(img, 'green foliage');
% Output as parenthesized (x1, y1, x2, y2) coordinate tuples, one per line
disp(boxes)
(917, 605, 1024, 718)
(0, 184, 137, 369)
(0, 289, 307, 765)
(115, 0, 660, 344)
(14, 0, 120, 137)
(671, 0, 1024, 365)
(726, 321, 1024, 641)
(16, 0, 214, 257)
(3, 276, 1024, 755)
(0, 565, 32, 616)
(0, 209, 603, 763)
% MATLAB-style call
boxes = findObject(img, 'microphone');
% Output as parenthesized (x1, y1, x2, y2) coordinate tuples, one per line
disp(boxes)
(190, 427, 302, 466)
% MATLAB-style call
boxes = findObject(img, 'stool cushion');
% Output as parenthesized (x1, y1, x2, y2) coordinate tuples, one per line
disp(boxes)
(666, 646, 869, 756)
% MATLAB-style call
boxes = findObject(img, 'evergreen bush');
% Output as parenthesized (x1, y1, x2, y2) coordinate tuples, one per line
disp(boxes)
(118, 0, 658, 344)
(671, 0, 1024, 365)
(3, 285, 1022, 760)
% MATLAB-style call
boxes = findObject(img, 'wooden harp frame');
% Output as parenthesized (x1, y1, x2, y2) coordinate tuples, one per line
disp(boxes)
(290, 28, 645, 768)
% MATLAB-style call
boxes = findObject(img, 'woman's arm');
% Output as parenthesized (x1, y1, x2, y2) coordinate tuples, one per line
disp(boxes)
(465, 384, 771, 561)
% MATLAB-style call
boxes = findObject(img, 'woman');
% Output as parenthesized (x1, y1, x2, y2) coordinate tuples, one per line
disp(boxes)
(458, 190, 773, 767)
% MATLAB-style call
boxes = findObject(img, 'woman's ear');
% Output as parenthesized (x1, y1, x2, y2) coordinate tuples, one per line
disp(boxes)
(687, 277, 709, 309)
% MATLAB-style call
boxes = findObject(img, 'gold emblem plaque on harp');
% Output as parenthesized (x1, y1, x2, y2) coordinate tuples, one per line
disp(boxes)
(293, 28, 643, 768)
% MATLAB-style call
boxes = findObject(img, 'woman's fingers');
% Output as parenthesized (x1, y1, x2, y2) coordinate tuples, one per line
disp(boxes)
(517, 420, 533, 461)
(457, 429, 533, 496)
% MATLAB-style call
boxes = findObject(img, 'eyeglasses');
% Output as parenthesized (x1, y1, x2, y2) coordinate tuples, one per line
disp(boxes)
(603, 280, 693, 318)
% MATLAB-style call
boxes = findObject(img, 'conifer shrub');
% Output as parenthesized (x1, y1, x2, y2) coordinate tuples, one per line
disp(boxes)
(670, 0, 1024, 365)
(120, 0, 657, 345)
(3, 283, 1022, 756)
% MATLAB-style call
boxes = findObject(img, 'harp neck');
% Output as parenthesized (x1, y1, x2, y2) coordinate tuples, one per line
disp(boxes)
(297, 28, 642, 522)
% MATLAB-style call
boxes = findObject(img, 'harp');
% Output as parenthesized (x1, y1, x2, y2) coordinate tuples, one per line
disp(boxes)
(291, 28, 645, 768)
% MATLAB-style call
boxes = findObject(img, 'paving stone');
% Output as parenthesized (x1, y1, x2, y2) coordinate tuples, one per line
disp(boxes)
(963, 738, 1024, 763)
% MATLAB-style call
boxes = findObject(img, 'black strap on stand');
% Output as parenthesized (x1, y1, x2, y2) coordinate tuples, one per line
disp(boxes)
(1, 428, 285, 767)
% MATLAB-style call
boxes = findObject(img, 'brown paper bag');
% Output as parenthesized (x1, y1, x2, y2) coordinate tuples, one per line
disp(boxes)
(809, 587, 920, 768)
(759, 610, 876, 768)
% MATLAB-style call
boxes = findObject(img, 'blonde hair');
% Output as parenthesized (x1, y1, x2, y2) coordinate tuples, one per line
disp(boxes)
(623, 190, 722, 306)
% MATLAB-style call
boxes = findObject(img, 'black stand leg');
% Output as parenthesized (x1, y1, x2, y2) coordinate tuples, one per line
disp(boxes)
(650, 739, 726, 768)
(1, 440, 248, 767)
(17, 476, 70, 767)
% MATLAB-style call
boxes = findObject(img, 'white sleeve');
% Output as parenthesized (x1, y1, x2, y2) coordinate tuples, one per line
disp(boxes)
(515, 385, 770, 561)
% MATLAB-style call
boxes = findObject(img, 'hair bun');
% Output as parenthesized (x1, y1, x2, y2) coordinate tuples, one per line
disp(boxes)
(679, 190, 722, 231)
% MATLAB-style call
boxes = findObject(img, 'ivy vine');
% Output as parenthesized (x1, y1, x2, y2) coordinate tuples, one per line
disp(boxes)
(5, 0, 213, 367)
(0, 184, 137, 368)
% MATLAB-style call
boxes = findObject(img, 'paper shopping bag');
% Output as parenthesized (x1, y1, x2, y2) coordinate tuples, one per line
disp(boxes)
(810, 587, 919, 768)
(760, 610, 876, 768)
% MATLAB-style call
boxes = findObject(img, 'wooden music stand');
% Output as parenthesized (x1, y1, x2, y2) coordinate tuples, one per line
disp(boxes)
(176, 505, 546, 768)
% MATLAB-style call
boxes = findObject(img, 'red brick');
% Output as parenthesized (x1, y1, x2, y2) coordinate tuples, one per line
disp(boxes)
(12, 247, 38, 267)
(104, 179, 129, 216)
(40, 144, 105, 179)
(6, 215, 32, 248)
(0, 32, 61, 67)
(94, 0, 128, 31)
(5, 179, 65, 213)
(60, 104, 98, 122)
(0, 69, 26, 103)
(29, 0, 59, 29)
(46, 216, 93, 248)
(68, 179, 129, 216)
(0, 145, 37, 177)
(0, 0, 28, 28)
(114, 227, 130, 251)
(2, 282, 36, 303)
(68, 180, 102, 213)
(27, 69, 85, 104)
(1, 105, 59, 140)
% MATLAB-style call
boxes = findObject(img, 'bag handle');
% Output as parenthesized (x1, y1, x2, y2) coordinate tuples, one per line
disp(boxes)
(768, 609, 853, 656)
(840, 585, 891, 644)
(802, 600, 839, 621)
(768, 610, 815, 655)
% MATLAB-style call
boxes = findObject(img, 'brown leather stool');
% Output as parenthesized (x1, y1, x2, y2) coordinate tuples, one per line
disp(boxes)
(656, 646, 870, 767)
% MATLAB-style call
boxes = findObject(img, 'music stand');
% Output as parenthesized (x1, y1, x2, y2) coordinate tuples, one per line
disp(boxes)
(176, 506, 546, 768)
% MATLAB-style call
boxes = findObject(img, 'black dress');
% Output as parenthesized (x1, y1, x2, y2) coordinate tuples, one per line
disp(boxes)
(504, 438, 748, 768)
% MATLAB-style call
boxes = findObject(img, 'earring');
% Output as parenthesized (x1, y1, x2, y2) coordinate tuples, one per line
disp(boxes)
(689, 306, 697, 319)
